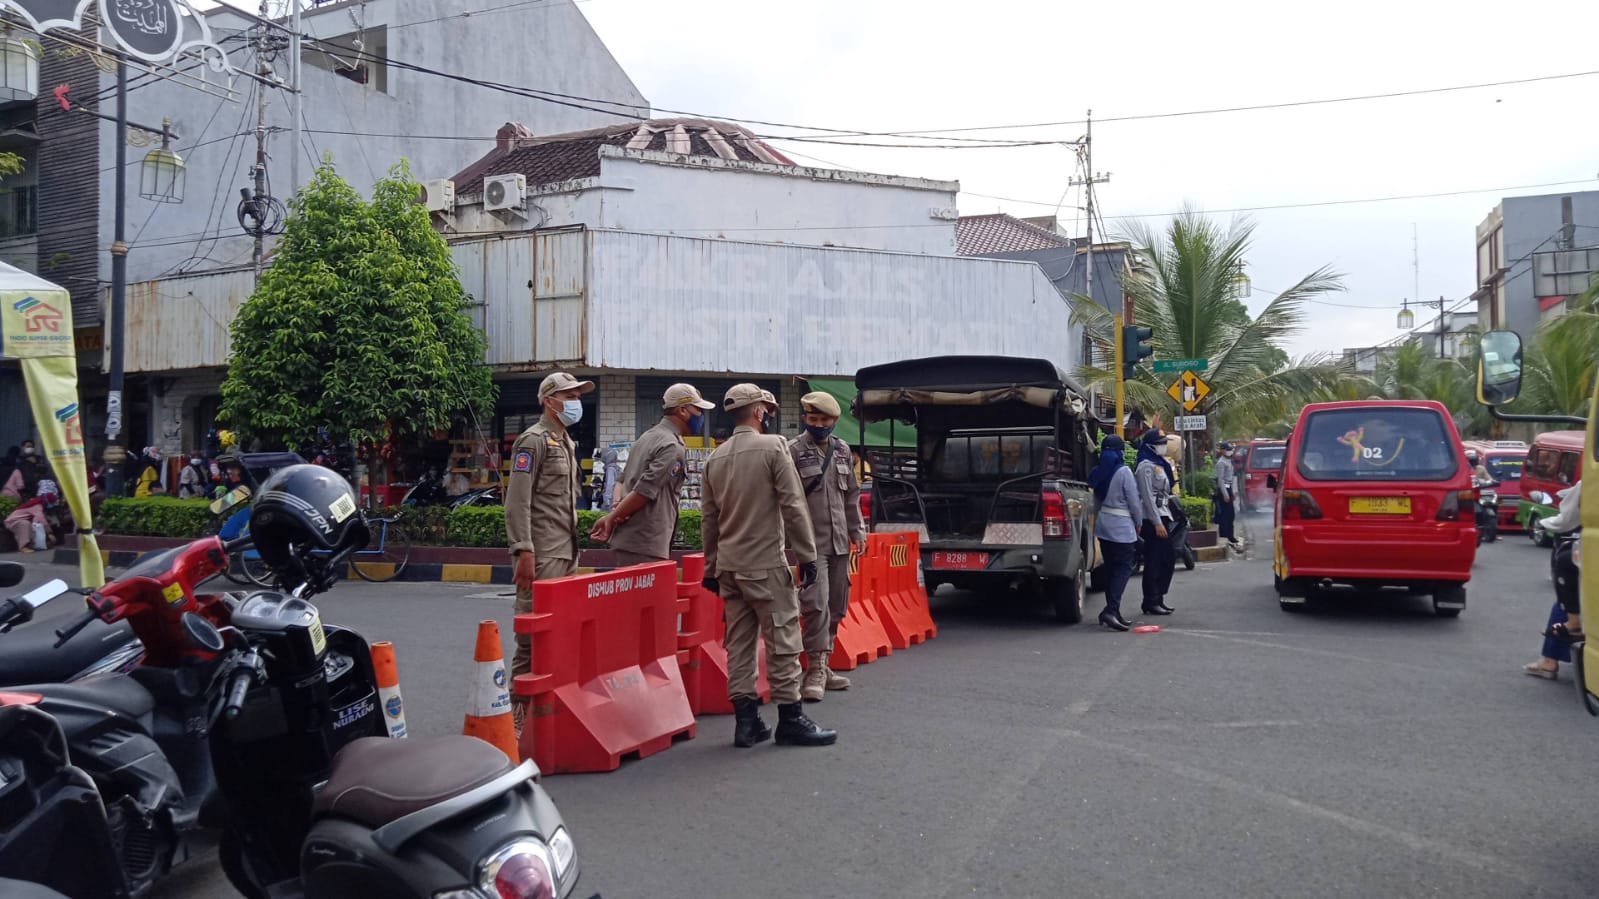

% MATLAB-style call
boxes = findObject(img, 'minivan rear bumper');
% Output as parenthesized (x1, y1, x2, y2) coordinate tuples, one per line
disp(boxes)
(1279, 523, 1476, 583)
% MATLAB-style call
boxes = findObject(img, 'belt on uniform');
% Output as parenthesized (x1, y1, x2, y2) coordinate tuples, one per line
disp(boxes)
(1101, 507, 1131, 518)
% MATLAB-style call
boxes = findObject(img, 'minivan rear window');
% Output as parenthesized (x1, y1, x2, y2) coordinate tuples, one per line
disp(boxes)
(1249, 446, 1285, 470)
(1297, 408, 1458, 480)
(1485, 455, 1523, 481)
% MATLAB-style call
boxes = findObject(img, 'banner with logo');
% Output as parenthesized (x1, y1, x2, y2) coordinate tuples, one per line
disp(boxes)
(1, 280, 103, 586)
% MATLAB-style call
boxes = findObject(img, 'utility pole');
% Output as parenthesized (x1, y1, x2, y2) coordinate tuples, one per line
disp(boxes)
(104, 58, 128, 494)
(251, 2, 271, 281)
(289, 0, 303, 194)
(1070, 111, 1114, 432)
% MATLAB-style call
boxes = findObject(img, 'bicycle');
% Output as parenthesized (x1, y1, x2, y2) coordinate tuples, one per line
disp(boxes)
(349, 509, 413, 582)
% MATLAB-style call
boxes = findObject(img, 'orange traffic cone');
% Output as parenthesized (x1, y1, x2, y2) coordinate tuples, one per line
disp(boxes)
(462, 620, 520, 761)
(371, 641, 407, 738)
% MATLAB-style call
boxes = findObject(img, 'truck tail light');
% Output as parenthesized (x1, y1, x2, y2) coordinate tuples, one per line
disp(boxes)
(1280, 489, 1323, 520)
(859, 490, 872, 523)
(1042, 489, 1068, 538)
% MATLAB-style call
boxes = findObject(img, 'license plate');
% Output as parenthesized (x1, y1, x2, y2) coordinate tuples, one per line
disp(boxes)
(1349, 496, 1411, 515)
(931, 551, 989, 570)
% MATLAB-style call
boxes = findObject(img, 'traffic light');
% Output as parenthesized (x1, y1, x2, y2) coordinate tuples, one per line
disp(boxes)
(1121, 324, 1154, 379)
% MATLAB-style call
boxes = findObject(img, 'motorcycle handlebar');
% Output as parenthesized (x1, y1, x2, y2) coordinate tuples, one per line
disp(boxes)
(222, 534, 254, 556)
(53, 608, 97, 648)
(223, 650, 261, 719)
(0, 598, 29, 633)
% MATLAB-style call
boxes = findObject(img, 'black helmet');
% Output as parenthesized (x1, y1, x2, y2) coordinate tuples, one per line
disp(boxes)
(1218, 441, 1235, 452)
(249, 464, 368, 588)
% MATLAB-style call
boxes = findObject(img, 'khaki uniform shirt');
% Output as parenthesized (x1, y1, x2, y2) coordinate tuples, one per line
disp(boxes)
(702, 426, 817, 575)
(608, 418, 687, 559)
(787, 431, 866, 556)
(505, 415, 579, 560)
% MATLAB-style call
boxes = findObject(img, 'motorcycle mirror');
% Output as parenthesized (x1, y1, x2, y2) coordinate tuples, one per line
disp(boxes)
(182, 611, 226, 653)
(0, 562, 23, 589)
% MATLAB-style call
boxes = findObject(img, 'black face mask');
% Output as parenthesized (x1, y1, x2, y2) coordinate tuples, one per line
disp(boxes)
(760, 410, 777, 433)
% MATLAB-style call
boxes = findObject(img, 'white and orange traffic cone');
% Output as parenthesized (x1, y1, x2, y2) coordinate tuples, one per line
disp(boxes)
(462, 620, 520, 761)
(371, 641, 407, 738)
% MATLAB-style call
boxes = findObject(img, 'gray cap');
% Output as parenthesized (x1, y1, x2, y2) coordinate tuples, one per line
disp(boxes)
(664, 383, 717, 410)
(723, 383, 777, 411)
(539, 371, 596, 399)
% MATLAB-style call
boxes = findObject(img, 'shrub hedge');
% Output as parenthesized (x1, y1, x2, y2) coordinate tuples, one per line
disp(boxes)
(0, 496, 16, 519)
(98, 496, 212, 537)
(444, 506, 704, 550)
(1179, 495, 1212, 530)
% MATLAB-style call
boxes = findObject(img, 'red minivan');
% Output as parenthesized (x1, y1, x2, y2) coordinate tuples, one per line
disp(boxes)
(1272, 400, 1478, 616)
(1242, 439, 1286, 512)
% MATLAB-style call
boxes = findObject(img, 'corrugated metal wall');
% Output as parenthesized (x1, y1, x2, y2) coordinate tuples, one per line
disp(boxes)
(460, 229, 587, 367)
(584, 230, 1074, 376)
(116, 268, 253, 372)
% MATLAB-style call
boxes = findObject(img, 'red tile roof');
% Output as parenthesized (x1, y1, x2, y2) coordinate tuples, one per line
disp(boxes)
(451, 118, 797, 199)
(956, 213, 1072, 255)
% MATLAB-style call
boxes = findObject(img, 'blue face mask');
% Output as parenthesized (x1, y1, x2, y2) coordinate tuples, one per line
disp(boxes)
(558, 399, 584, 426)
(687, 412, 705, 435)
(806, 424, 835, 441)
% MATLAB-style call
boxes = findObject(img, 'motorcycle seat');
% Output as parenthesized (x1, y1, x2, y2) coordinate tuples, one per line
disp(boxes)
(22, 675, 157, 722)
(0, 618, 137, 686)
(314, 735, 517, 829)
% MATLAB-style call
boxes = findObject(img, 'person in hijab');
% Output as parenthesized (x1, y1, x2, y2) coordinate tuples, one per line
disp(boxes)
(178, 454, 211, 498)
(5, 482, 59, 552)
(134, 446, 163, 497)
(1089, 434, 1145, 631)
(0, 447, 21, 499)
(1135, 429, 1178, 615)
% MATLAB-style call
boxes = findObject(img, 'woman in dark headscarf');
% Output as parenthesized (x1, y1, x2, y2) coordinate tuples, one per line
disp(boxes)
(1089, 435, 1144, 630)
(1135, 430, 1178, 615)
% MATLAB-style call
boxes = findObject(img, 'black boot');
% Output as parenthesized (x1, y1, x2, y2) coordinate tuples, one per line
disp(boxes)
(775, 702, 837, 746)
(732, 698, 771, 748)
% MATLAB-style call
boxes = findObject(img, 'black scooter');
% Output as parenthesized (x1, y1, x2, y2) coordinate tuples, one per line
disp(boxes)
(0, 539, 583, 899)
(1476, 482, 1500, 545)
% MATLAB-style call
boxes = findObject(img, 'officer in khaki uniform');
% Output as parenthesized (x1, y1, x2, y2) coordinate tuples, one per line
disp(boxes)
(505, 371, 593, 732)
(789, 391, 867, 701)
(701, 384, 836, 748)
(589, 383, 717, 565)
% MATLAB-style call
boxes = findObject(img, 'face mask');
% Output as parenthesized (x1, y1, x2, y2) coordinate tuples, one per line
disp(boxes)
(558, 399, 584, 426)
(806, 424, 835, 441)
(759, 410, 777, 433)
(687, 412, 705, 436)
(190, 458, 203, 466)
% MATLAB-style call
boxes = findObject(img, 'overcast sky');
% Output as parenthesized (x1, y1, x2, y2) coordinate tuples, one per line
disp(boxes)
(574, 0, 1599, 357)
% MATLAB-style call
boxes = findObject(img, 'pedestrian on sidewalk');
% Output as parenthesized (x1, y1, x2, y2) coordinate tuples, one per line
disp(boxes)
(1214, 441, 1242, 552)
(504, 371, 593, 736)
(590, 383, 716, 565)
(1089, 435, 1143, 631)
(701, 384, 835, 748)
(789, 391, 867, 700)
(1135, 429, 1177, 615)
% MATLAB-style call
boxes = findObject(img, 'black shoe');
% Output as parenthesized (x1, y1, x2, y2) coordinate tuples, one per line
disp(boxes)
(1141, 604, 1174, 615)
(774, 702, 837, 746)
(1098, 611, 1130, 631)
(732, 698, 772, 748)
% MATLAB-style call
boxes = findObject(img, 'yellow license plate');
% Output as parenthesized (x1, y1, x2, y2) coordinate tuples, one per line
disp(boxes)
(1349, 496, 1411, 514)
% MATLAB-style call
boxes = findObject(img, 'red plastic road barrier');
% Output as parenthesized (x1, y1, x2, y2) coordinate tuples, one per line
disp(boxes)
(514, 561, 696, 773)
(829, 544, 893, 670)
(1133, 625, 1161, 634)
(675, 553, 767, 715)
(867, 532, 937, 649)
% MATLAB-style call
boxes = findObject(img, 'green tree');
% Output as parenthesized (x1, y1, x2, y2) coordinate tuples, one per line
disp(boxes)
(1368, 340, 1490, 437)
(1071, 211, 1348, 441)
(1520, 312, 1597, 418)
(220, 159, 495, 457)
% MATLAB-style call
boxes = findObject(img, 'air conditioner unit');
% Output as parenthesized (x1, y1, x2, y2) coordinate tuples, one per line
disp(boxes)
(483, 173, 527, 214)
(419, 179, 455, 213)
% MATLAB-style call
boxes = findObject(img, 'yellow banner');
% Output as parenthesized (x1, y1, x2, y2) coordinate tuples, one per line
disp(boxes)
(2, 288, 76, 359)
(20, 355, 103, 586)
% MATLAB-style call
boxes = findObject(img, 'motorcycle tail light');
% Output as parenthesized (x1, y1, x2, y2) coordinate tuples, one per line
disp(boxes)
(478, 840, 556, 899)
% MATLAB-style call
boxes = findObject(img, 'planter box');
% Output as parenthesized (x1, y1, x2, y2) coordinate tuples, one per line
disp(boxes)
(1187, 528, 1219, 549)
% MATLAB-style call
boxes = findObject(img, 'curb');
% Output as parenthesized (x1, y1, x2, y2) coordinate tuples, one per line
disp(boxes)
(49, 546, 610, 586)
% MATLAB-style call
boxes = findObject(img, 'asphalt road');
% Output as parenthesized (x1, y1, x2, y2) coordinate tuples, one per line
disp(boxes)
(7, 512, 1597, 898)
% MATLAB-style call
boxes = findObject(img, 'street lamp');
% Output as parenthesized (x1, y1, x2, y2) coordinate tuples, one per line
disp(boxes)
(0, 33, 38, 104)
(1396, 304, 1415, 330)
(139, 119, 185, 203)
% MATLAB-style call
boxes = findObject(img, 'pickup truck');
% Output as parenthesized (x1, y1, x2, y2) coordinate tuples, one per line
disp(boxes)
(852, 355, 1098, 623)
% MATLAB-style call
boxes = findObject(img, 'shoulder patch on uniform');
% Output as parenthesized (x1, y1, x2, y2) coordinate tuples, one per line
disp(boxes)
(513, 451, 533, 472)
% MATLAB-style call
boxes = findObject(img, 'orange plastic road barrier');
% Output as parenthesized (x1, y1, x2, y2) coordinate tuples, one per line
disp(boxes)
(514, 561, 696, 773)
(829, 544, 893, 671)
(370, 640, 407, 738)
(867, 532, 937, 649)
(462, 620, 519, 761)
(1133, 625, 1161, 634)
(675, 553, 768, 715)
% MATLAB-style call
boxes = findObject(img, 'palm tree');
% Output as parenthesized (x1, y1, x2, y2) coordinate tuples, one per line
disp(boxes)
(1070, 211, 1350, 441)
(1521, 313, 1598, 417)
(1369, 340, 1490, 437)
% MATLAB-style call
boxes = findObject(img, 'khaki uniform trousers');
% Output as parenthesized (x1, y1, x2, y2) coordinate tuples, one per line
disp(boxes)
(510, 556, 579, 704)
(800, 553, 852, 653)
(610, 549, 666, 568)
(720, 567, 804, 704)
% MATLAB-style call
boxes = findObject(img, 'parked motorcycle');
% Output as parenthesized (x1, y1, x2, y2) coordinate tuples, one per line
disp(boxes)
(0, 465, 583, 899)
